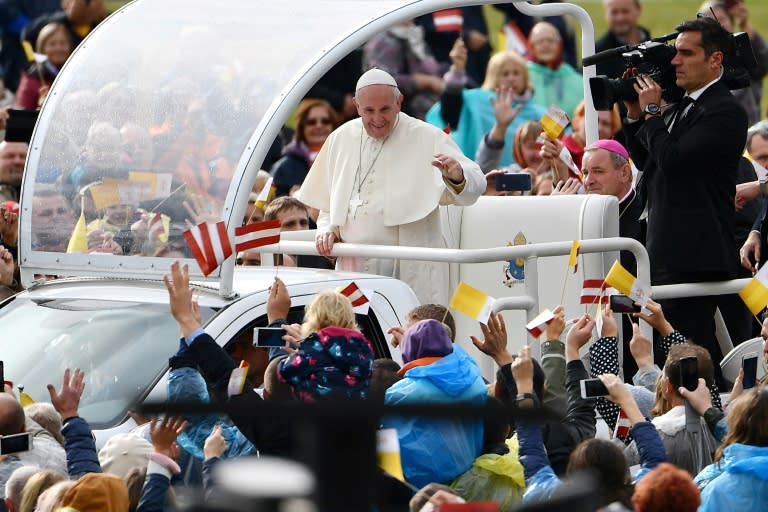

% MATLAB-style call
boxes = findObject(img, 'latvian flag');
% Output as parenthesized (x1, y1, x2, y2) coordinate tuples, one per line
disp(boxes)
(526, 309, 555, 338)
(614, 408, 632, 440)
(433, 9, 463, 32)
(183, 221, 233, 277)
(581, 279, 610, 305)
(234, 220, 281, 253)
(340, 281, 370, 314)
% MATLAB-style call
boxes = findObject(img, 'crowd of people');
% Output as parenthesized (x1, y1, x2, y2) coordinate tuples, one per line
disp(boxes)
(0, 0, 768, 510)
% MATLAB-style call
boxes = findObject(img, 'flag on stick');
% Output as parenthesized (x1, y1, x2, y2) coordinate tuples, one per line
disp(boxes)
(568, 240, 580, 273)
(377, 428, 405, 482)
(432, 9, 463, 32)
(234, 220, 281, 252)
(339, 282, 370, 314)
(448, 282, 495, 324)
(604, 260, 651, 307)
(255, 177, 277, 209)
(739, 263, 768, 315)
(526, 309, 555, 338)
(580, 279, 614, 305)
(540, 105, 570, 140)
(148, 212, 169, 242)
(614, 408, 632, 440)
(66, 209, 88, 254)
(183, 221, 233, 276)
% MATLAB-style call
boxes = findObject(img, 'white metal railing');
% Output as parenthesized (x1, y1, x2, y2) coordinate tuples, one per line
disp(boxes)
(260, 236, 756, 358)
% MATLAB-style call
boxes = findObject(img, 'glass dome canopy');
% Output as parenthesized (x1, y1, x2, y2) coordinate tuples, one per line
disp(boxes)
(19, 0, 593, 295)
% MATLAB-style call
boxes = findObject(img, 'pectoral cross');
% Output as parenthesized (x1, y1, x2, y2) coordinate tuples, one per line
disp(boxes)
(349, 194, 364, 218)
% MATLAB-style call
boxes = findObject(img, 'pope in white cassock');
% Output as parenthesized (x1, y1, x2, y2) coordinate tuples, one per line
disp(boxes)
(296, 69, 485, 304)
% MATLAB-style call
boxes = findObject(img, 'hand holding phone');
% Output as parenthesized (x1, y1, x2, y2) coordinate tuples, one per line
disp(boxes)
(679, 356, 699, 392)
(0, 432, 32, 454)
(253, 327, 285, 347)
(742, 352, 758, 389)
(580, 378, 609, 398)
(495, 172, 531, 192)
(609, 294, 641, 314)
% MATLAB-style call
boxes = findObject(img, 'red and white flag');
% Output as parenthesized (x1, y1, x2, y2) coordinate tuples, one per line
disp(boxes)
(339, 282, 370, 313)
(183, 221, 233, 276)
(235, 220, 281, 253)
(614, 408, 632, 439)
(580, 279, 618, 305)
(526, 309, 555, 338)
(433, 9, 463, 32)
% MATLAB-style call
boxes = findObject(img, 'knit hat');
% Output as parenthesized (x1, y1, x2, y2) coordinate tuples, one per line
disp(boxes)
(627, 383, 655, 419)
(97, 433, 152, 478)
(278, 326, 374, 402)
(400, 319, 454, 364)
(586, 139, 629, 161)
(356, 68, 398, 92)
(60, 473, 129, 512)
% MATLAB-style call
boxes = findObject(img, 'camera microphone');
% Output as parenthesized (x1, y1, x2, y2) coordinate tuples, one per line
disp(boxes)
(582, 45, 633, 67)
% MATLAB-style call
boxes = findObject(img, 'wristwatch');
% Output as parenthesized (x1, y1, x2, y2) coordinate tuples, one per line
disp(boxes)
(643, 103, 661, 117)
(515, 392, 536, 403)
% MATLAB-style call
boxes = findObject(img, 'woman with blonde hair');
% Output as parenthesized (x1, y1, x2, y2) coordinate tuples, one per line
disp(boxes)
(15, 22, 72, 110)
(18, 469, 66, 512)
(426, 49, 545, 169)
(278, 289, 374, 402)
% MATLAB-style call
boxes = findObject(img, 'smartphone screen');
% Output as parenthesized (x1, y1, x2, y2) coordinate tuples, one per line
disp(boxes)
(679, 356, 699, 392)
(742, 353, 758, 389)
(580, 378, 609, 398)
(0, 432, 32, 455)
(609, 294, 640, 313)
(253, 327, 285, 347)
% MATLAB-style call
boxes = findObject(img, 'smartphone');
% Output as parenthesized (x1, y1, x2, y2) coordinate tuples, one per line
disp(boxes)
(495, 173, 532, 192)
(742, 352, 758, 390)
(609, 294, 641, 313)
(0, 432, 32, 455)
(580, 378, 609, 398)
(679, 356, 699, 392)
(253, 327, 285, 347)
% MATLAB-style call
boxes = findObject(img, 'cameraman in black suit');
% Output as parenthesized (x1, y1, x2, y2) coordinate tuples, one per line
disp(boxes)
(622, 17, 748, 386)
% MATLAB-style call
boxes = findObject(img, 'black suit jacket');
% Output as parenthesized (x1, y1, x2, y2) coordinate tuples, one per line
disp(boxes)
(624, 81, 747, 284)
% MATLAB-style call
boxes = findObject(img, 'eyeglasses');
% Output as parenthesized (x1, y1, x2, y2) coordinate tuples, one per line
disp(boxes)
(306, 117, 332, 127)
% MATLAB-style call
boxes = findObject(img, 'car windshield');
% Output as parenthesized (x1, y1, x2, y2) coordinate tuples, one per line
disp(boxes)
(0, 297, 215, 428)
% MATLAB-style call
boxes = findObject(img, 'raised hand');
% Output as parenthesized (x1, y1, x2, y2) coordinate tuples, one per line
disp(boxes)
(150, 416, 187, 459)
(470, 312, 513, 367)
(47, 368, 86, 421)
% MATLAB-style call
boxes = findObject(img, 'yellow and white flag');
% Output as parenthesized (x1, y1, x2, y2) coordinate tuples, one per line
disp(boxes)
(568, 240, 580, 273)
(255, 177, 277, 209)
(604, 260, 651, 307)
(739, 263, 768, 315)
(376, 428, 405, 482)
(449, 282, 495, 324)
(540, 105, 570, 140)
